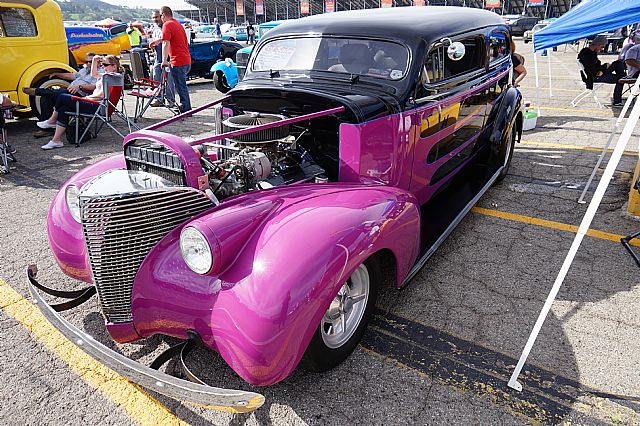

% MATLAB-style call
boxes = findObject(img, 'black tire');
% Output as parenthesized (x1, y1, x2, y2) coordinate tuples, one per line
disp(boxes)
(495, 124, 517, 183)
(213, 71, 231, 93)
(300, 256, 380, 372)
(31, 77, 70, 119)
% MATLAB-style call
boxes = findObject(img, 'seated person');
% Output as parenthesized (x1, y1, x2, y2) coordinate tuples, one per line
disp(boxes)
(624, 33, 640, 79)
(23, 52, 100, 136)
(38, 55, 122, 150)
(1, 93, 16, 108)
(328, 44, 373, 75)
(578, 35, 626, 106)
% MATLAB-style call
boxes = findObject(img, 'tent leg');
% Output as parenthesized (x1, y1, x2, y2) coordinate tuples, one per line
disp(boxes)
(507, 80, 640, 393)
(547, 48, 553, 98)
(577, 79, 640, 203)
(533, 38, 541, 117)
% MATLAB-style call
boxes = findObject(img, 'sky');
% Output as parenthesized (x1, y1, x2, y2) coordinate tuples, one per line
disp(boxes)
(101, 0, 198, 10)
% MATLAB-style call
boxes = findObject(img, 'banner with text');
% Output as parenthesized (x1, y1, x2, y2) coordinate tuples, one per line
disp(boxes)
(528, 0, 544, 6)
(485, 0, 500, 8)
(236, 0, 244, 15)
(300, 0, 309, 14)
(325, 0, 335, 12)
(380, 0, 392, 7)
(256, 0, 264, 14)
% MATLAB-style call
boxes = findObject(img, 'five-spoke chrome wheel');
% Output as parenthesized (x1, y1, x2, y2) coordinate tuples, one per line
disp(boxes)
(320, 263, 370, 349)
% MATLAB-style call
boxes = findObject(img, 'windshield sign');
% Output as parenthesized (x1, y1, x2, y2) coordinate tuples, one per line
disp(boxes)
(252, 37, 409, 81)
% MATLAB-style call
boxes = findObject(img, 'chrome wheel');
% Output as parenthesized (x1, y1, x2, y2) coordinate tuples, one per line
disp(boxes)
(321, 263, 370, 349)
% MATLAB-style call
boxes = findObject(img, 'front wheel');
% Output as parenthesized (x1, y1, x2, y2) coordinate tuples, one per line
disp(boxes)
(300, 257, 380, 372)
(495, 124, 517, 183)
(213, 71, 231, 93)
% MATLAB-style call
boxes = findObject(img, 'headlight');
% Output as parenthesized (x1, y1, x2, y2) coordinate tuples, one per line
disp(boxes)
(65, 185, 81, 223)
(180, 227, 212, 274)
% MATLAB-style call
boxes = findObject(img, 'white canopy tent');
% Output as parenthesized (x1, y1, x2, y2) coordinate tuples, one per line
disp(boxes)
(508, 0, 640, 392)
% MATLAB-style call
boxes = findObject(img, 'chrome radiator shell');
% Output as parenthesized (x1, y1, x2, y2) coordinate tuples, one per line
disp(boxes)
(79, 170, 214, 323)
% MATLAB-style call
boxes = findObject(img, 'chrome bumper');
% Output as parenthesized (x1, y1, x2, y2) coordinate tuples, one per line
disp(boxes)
(28, 278, 265, 413)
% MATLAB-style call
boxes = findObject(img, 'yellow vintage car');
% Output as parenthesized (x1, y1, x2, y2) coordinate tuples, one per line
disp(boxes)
(0, 0, 75, 116)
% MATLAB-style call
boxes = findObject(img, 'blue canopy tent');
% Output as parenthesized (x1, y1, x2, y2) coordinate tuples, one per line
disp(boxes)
(534, 0, 640, 52)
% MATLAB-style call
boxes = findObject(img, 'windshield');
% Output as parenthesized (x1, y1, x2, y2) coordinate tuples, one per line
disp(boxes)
(532, 24, 546, 32)
(251, 37, 409, 81)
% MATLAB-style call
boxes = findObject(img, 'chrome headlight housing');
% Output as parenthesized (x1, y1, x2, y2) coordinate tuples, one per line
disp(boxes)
(180, 227, 213, 274)
(65, 185, 81, 223)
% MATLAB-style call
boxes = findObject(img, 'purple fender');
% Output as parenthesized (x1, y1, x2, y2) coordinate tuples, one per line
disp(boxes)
(48, 154, 126, 283)
(130, 183, 420, 386)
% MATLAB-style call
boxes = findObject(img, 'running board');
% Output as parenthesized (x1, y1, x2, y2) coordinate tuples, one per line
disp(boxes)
(400, 165, 503, 287)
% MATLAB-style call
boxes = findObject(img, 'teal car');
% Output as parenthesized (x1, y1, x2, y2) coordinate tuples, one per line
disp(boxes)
(211, 21, 285, 93)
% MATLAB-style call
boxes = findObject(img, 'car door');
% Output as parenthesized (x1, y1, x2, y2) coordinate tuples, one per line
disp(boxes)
(408, 35, 488, 204)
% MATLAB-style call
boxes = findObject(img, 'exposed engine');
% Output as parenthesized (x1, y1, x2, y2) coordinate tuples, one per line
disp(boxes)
(201, 112, 326, 199)
(125, 111, 328, 201)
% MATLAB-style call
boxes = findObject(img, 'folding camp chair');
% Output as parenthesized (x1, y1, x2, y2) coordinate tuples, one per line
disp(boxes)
(0, 104, 18, 174)
(622, 177, 640, 268)
(128, 50, 179, 122)
(570, 61, 607, 108)
(67, 73, 137, 147)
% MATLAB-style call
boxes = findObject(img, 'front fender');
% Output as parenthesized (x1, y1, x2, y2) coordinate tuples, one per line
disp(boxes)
(131, 184, 420, 385)
(18, 61, 76, 108)
(48, 155, 125, 283)
(211, 60, 238, 87)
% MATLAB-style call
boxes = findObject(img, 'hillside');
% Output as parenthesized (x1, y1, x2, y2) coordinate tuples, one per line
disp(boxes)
(55, 0, 152, 22)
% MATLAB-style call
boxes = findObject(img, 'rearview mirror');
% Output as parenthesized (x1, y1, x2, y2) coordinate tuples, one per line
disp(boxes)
(447, 42, 466, 61)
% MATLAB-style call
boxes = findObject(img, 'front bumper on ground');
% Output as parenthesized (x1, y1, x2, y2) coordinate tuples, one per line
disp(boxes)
(27, 270, 265, 413)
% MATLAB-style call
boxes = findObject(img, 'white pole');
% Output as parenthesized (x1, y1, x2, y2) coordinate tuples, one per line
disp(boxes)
(533, 34, 541, 117)
(547, 46, 552, 98)
(578, 79, 640, 204)
(508, 85, 640, 392)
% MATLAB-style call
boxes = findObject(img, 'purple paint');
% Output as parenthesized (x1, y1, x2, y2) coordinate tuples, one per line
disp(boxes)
(131, 184, 419, 385)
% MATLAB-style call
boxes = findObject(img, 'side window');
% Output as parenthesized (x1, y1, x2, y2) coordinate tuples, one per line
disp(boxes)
(0, 7, 37, 38)
(489, 32, 510, 63)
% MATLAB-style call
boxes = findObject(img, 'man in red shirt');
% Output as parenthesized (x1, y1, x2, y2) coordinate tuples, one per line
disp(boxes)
(160, 6, 192, 112)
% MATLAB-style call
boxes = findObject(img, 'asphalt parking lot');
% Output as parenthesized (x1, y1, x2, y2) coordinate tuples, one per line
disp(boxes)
(1, 39, 640, 425)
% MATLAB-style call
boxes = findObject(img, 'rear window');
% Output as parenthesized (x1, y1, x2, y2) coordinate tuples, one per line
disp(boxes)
(0, 7, 37, 37)
(422, 36, 485, 83)
(489, 32, 510, 63)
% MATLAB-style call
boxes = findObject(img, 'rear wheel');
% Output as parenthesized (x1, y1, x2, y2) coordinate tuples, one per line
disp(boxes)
(495, 124, 517, 183)
(300, 257, 380, 372)
(31, 77, 70, 119)
(213, 71, 231, 93)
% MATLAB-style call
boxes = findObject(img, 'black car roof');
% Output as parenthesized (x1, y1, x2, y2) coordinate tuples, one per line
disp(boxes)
(267, 6, 504, 43)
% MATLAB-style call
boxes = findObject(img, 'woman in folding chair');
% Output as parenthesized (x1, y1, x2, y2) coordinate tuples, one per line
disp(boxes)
(39, 55, 123, 150)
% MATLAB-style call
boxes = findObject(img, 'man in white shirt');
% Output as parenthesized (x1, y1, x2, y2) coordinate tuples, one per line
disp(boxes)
(149, 10, 175, 107)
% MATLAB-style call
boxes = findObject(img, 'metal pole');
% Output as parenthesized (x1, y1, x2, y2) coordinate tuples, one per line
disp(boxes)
(578, 79, 640, 204)
(547, 47, 552, 98)
(533, 35, 541, 117)
(508, 80, 640, 393)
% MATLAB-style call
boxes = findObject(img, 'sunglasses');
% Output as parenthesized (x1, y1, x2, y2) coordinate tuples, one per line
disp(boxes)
(103, 63, 116, 66)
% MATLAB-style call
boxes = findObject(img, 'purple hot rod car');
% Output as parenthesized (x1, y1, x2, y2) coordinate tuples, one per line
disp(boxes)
(29, 7, 522, 412)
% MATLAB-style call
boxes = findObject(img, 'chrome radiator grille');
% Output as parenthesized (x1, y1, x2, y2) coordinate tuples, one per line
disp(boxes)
(81, 188, 214, 323)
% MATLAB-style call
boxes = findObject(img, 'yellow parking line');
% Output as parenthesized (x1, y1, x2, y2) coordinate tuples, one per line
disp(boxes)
(472, 207, 640, 247)
(0, 280, 186, 426)
(520, 140, 637, 156)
